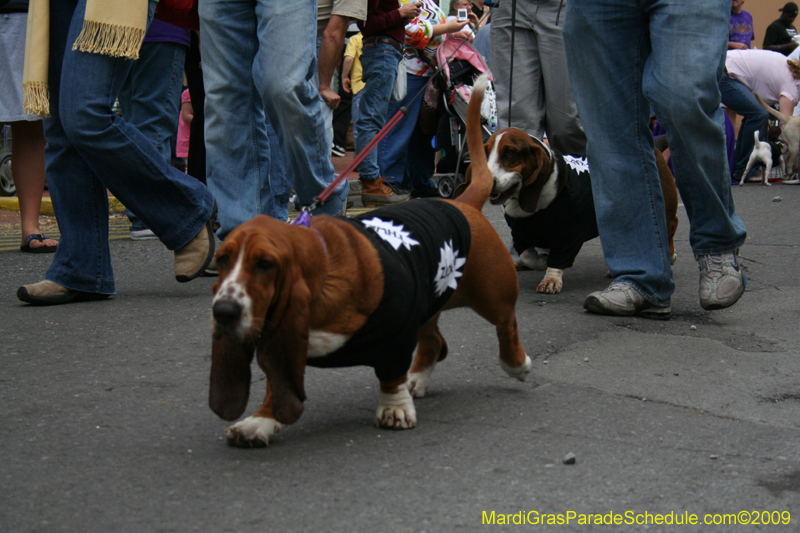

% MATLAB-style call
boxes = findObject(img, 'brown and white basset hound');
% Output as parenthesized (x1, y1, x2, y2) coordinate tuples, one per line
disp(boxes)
(458, 92, 680, 295)
(208, 74, 531, 448)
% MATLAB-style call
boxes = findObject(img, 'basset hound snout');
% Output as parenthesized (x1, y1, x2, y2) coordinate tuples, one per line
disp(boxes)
(212, 249, 255, 340)
(207, 73, 532, 448)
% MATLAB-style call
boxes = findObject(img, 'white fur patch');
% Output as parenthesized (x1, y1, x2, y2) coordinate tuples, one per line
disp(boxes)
(225, 416, 283, 446)
(501, 355, 532, 382)
(213, 248, 253, 339)
(488, 132, 522, 195)
(375, 387, 417, 429)
(307, 330, 348, 357)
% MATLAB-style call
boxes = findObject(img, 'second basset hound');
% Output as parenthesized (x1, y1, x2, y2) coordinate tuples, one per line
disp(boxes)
(208, 74, 531, 448)
(459, 99, 679, 294)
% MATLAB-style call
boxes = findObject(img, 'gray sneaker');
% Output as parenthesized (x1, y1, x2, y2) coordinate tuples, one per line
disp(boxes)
(696, 250, 746, 310)
(584, 282, 671, 320)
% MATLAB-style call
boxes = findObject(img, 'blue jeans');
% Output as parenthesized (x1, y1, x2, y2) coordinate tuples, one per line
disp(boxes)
(355, 41, 402, 181)
(718, 74, 769, 179)
(118, 40, 188, 231)
(378, 73, 436, 190)
(563, 0, 746, 305)
(43, 0, 214, 294)
(199, 0, 344, 237)
(351, 91, 362, 140)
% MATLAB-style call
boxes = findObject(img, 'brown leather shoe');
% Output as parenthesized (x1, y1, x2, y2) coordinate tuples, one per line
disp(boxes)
(17, 280, 110, 306)
(174, 218, 216, 282)
(360, 177, 410, 206)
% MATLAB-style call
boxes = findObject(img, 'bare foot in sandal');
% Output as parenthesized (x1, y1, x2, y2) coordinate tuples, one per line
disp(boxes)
(20, 233, 58, 254)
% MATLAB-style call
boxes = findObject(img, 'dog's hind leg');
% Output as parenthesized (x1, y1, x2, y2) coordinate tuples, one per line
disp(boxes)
(453, 222, 532, 381)
(407, 317, 448, 398)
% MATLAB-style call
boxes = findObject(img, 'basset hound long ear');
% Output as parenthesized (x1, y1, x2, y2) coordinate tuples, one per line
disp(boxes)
(209, 333, 255, 421)
(257, 262, 311, 425)
(517, 141, 552, 213)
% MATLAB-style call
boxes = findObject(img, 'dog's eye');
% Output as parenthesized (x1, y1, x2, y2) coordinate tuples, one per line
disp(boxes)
(216, 254, 230, 270)
(255, 259, 275, 273)
(503, 149, 518, 160)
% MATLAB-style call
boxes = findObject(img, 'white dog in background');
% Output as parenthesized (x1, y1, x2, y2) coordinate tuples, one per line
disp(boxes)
(739, 130, 785, 186)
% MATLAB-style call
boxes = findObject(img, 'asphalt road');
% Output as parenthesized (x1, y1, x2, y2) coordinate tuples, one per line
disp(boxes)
(0, 184, 798, 532)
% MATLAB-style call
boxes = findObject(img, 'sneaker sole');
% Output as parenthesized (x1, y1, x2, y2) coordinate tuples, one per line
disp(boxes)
(584, 296, 671, 320)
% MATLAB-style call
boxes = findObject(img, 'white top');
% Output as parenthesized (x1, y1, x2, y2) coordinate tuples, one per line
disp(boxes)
(725, 49, 800, 106)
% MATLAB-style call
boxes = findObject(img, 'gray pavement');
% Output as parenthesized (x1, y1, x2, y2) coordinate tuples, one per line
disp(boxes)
(0, 184, 798, 532)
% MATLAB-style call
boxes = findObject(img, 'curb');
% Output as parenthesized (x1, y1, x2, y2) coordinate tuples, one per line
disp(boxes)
(0, 196, 127, 217)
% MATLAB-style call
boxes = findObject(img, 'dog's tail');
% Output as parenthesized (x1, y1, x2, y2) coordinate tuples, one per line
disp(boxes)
(755, 93, 792, 124)
(455, 73, 493, 211)
(753, 130, 760, 145)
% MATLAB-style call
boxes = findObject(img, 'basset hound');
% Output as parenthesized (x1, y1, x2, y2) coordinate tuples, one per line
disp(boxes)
(459, 102, 680, 295)
(208, 74, 531, 448)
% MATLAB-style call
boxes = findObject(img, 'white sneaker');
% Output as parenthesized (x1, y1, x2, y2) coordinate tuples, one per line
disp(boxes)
(782, 178, 800, 184)
(583, 282, 671, 320)
(696, 250, 746, 310)
(130, 228, 157, 240)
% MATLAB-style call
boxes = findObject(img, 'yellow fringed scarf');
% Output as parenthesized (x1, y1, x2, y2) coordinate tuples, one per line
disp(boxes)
(22, 0, 148, 117)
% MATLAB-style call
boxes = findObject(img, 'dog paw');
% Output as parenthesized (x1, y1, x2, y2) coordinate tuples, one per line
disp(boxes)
(375, 388, 417, 429)
(224, 416, 282, 448)
(671, 252, 677, 265)
(501, 355, 532, 382)
(406, 367, 434, 398)
(536, 278, 563, 294)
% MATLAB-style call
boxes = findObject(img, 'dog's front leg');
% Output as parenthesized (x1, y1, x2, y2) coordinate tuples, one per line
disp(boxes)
(376, 376, 417, 429)
(225, 386, 283, 448)
(537, 267, 565, 294)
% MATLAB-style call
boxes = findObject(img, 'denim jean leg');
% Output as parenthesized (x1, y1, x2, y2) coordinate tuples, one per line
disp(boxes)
(266, 119, 290, 221)
(719, 74, 769, 179)
(378, 73, 427, 185)
(356, 42, 401, 181)
(200, 0, 279, 238)
(254, 1, 346, 216)
(643, 2, 747, 255)
(351, 92, 362, 140)
(315, 35, 335, 154)
(44, 0, 213, 293)
(563, 0, 674, 304)
(564, 0, 746, 304)
(118, 41, 188, 232)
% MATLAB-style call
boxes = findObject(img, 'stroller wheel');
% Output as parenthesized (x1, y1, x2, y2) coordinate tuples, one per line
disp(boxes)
(436, 173, 464, 199)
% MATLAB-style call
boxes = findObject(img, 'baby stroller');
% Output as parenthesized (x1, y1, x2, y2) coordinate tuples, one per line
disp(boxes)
(428, 38, 497, 198)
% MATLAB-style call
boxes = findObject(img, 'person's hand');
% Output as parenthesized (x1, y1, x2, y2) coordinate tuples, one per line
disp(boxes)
(728, 42, 748, 50)
(343, 76, 352, 94)
(445, 19, 470, 33)
(320, 86, 341, 109)
(467, 12, 480, 26)
(399, 1, 422, 20)
(452, 30, 474, 42)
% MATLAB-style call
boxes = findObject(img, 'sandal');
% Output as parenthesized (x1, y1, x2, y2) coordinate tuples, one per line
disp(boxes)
(20, 234, 58, 254)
